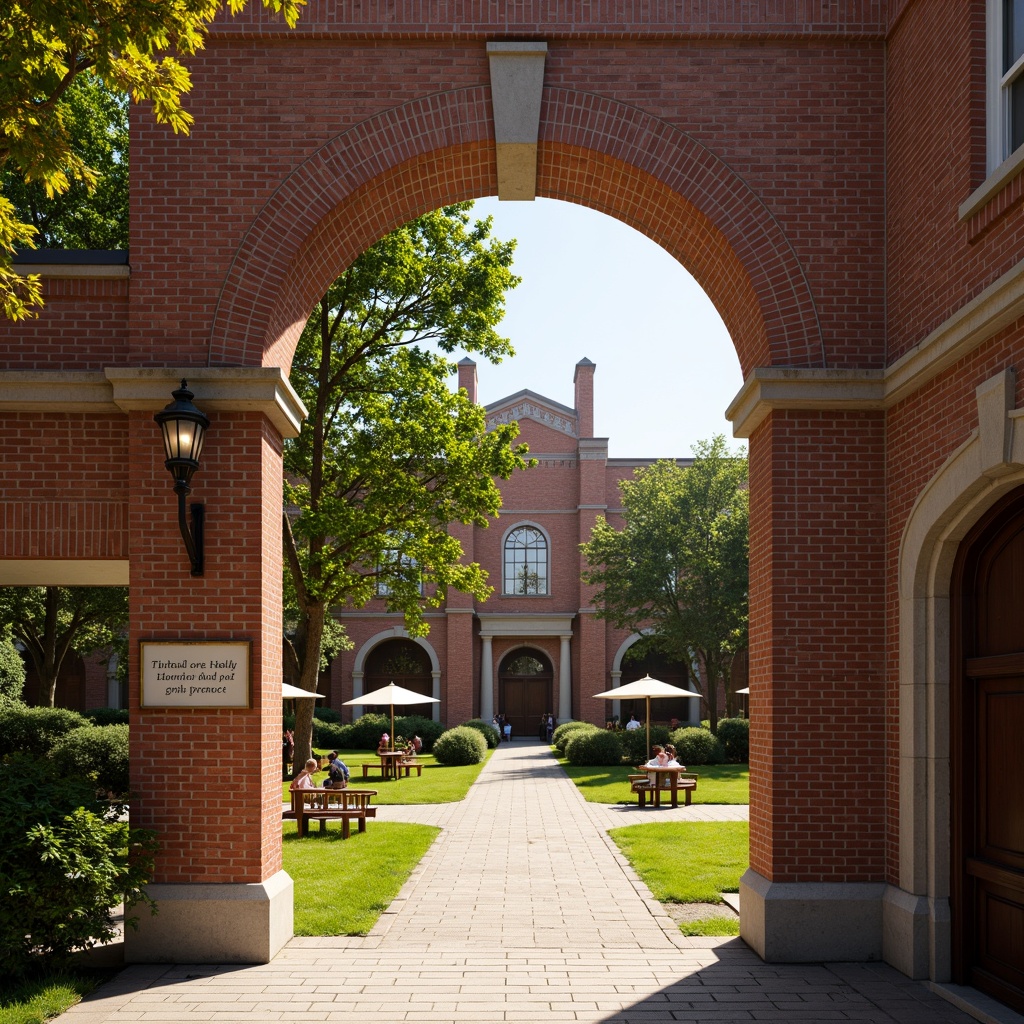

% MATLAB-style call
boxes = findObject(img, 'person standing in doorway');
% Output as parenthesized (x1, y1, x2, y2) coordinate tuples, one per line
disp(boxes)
(503, 719, 512, 743)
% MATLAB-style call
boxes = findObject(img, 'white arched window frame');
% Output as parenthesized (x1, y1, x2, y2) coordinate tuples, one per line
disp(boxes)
(502, 523, 549, 596)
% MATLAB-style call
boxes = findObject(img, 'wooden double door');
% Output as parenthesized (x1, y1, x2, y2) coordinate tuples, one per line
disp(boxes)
(498, 649, 552, 740)
(953, 487, 1024, 1011)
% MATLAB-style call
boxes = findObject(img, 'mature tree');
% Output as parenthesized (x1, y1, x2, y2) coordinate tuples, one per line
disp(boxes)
(3, 74, 128, 249)
(581, 436, 749, 732)
(0, 0, 302, 320)
(284, 203, 531, 768)
(0, 587, 129, 707)
(0, 630, 26, 707)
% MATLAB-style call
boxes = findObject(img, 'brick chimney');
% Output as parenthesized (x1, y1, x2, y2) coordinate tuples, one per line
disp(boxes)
(458, 357, 478, 404)
(573, 357, 595, 437)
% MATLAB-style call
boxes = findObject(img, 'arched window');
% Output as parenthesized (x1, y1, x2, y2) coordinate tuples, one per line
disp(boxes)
(504, 526, 548, 595)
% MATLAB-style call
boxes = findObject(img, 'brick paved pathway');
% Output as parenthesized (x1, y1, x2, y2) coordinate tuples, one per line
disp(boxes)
(59, 739, 990, 1023)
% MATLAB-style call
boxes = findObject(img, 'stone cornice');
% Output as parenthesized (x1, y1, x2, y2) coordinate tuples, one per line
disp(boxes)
(728, 256, 1024, 437)
(0, 367, 307, 439)
(477, 613, 576, 636)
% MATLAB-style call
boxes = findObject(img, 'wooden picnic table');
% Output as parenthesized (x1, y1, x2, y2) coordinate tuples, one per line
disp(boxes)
(283, 787, 378, 837)
(628, 766, 698, 808)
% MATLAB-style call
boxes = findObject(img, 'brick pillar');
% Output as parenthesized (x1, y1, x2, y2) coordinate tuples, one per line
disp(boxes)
(445, 519, 476, 725)
(124, 406, 292, 963)
(741, 409, 887, 963)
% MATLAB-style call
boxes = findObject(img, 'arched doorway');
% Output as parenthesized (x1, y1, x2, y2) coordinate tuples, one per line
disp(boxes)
(619, 648, 697, 727)
(363, 638, 434, 721)
(498, 649, 552, 740)
(952, 485, 1024, 1012)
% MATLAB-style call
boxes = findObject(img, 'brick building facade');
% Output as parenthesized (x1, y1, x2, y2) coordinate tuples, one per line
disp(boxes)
(3, 2, 1024, 1013)
(329, 356, 702, 738)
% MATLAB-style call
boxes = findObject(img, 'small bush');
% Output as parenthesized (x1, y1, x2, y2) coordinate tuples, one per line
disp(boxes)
(670, 726, 725, 765)
(313, 707, 341, 723)
(345, 713, 392, 750)
(715, 718, 749, 763)
(83, 707, 129, 726)
(462, 719, 500, 748)
(620, 724, 670, 765)
(52, 724, 130, 797)
(0, 705, 88, 758)
(312, 720, 347, 750)
(395, 715, 445, 754)
(0, 636, 25, 706)
(282, 711, 296, 731)
(432, 726, 487, 766)
(0, 753, 158, 978)
(552, 720, 594, 753)
(564, 728, 623, 766)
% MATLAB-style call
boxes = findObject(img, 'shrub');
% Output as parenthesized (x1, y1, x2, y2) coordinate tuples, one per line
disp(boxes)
(620, 724, 670, 766)
(345, 713, 392, 750)
(0, 636, 25, 706)
(0, 753, 158, 978)
(564, 728, 623, 766)
(432, 726, 487, 766)
(312, 720, 346, 750)
(52, 724, 130, 797)
(313, 707, 341, 723)
(552, 720, 594, 753)
(670, 726, 725, 765)
(462, 718, 500, 748)
(282, 711, 296, 731)
(394, 715, 445, 754)
(716, 718, 749, 763)
(0, 705, 88, 758)
(83, 707, 129, 726)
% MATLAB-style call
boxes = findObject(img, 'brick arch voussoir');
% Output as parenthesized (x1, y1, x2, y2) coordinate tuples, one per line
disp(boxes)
(540, 89, 823, 371)
(209, 87, 494, 367)
(212, 87, 823, 374)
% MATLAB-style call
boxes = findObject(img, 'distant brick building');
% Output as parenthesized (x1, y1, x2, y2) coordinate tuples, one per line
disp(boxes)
(329, 356, 703, 738)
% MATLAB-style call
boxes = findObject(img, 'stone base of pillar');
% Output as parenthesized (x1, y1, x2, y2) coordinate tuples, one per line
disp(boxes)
(882, 885, 951, 981)
(124, 870, 294, 963)
(740, 868, 885, 962)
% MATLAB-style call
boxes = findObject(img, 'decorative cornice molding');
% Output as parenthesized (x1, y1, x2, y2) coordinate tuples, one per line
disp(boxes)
(728, 256, 1024, 436)
(0, 367, 307, 439)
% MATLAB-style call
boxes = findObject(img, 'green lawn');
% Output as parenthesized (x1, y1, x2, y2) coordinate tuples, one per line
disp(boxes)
(559, 759, 749, 804)
(610, 820, 748, 937)
(283, 820, 439, 934)
(283, 750, 490, 805)
(0, 969, 114, 1024)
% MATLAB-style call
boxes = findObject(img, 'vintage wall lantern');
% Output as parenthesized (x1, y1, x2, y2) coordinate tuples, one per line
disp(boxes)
(154, 380, 209, 576)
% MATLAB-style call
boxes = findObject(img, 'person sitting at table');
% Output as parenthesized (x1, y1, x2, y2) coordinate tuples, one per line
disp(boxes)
(664, 744, 680, 766)
(290, 757, 319, 791)
(377, 733, 390, 755)
(325, 750, 350, 789)
(645, 744, 669, 768)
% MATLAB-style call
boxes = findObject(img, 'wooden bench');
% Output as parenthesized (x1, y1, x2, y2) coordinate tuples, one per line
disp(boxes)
(628, 769, 698, 808)
(360, 757, 423, 779)
(283, 788, 378, 837)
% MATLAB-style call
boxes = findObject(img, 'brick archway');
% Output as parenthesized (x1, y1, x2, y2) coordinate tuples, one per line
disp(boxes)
(210, 87, 822, 376)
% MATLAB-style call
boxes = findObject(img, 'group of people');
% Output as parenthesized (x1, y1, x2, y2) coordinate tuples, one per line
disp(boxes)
(641, 743, 682, 789)
(289, 750, 351, 792)
(491, 713, 513, 743)
(538, 713, 555, 742)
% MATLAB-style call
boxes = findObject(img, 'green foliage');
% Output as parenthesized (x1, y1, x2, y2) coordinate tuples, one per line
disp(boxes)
(462, 718, 500, 748)
(432, 726, 487, 766)
(560, 761, 749, 806)
(620, 725, 670, 765)
(551, 720, 593, 753)
(51, 724, 129, 797)
(581, 436, 749, 731)
(678, 914, 740, 937)
(282, 204, 532, 770)
(82, 708, 129, 726)
(0, 587, 127, 707)
(0, 967, 114, 1024)
(342, 713, 391, 750)
(1, 0, 303, 320)
(312, 720, 344, 749)
(0, 705, 88, 758)
(564, 728, 623, 766)
(715, 718, 749, 763)
(313, 707, 341, 723)
(394, 715, 444, 754)
(0, 634, 25, 706)
(0, 754, 157, 978)
(670, 726, 725, 766)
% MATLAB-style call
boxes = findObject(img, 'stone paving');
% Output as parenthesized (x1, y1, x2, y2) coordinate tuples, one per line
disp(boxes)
(59, 738, 996, 1024)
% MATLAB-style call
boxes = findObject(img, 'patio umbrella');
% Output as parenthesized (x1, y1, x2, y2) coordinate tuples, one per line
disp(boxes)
(735, 687, 749, 694)
(592, 675, 702, 758)
(281, 682, 325, 699)
(343, 681, 439, 750)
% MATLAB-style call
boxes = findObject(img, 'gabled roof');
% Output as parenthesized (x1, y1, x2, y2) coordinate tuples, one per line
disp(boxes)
(485, 388, 578, 437)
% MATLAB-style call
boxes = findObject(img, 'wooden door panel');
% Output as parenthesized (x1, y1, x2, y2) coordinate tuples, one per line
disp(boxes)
(978, 682, 1024, 868)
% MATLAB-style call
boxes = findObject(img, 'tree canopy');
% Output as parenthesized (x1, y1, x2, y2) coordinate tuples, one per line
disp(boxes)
(0, 0, 303, 319)
(0, 587, 129, 707)
(284, 203, 532, 768)
(581, 436, 749, 731)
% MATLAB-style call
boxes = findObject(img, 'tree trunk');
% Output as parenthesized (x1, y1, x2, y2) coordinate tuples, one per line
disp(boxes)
(291, 599, 326, 775)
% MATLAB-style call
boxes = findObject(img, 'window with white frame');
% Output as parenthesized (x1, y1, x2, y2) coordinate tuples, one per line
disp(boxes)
(989, 0, 1024, 169)
(375, 538, 422, 597)
(503, 525, 548, 595)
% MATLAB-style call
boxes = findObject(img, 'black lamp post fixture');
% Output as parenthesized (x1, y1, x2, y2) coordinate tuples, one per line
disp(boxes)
(154, 380, 210, 576)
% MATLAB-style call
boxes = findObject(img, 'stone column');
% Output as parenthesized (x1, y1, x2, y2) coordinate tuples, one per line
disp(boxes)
(480, 634, 494, 722)
(558, 634, 572, 721)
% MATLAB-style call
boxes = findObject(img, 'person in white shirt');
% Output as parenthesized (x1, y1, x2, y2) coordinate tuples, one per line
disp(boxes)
(625, 715, 641, 731)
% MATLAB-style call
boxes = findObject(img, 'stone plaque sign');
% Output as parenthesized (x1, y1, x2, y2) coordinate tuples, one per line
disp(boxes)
(140, 640, 251, 708)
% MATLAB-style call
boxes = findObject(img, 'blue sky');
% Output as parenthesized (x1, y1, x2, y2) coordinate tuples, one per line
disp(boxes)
(457, 196, 745, 460)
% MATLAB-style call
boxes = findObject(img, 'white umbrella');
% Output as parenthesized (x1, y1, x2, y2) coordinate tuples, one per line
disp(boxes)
(592, 675, 702, 757)
(343, 681, 439, 750)
(735, 687, 749, 695)
(282, 682, 325, 699)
